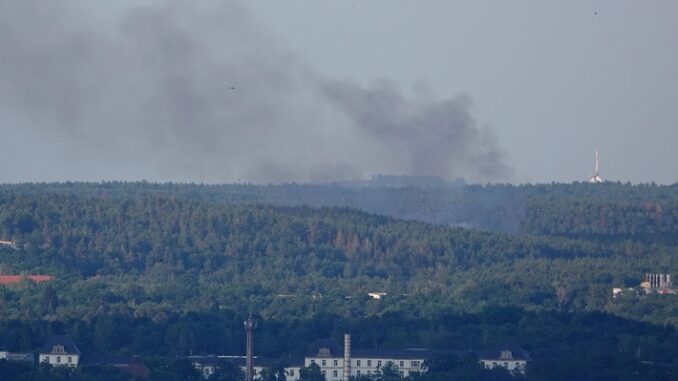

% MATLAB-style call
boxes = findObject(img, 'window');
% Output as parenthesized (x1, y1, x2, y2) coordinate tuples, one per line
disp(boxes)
(322, 370, 326, 375)
(289, 369, 295, 376)
(334, 359, 338, 366)
(399, 361, 404, 367)
(357, 370, 361, 376)
(322, 360, 327, 366)
(311, 360, 316, 364)
(319, 348, 331, 357)
(68, 357, 72, 363)
(53, 345, 65, 354)
(504, 362, 509, 367)
(367, 360, 372, 367)
(333, 370, 338, 377)
(410, 361, 420, 368)
(377, 361, 382, 367)
(492, 362, 497, 367)
(356, 360, 361, 367)
(56, 356, 61, 363)
(500, 350, 513, 360)
(44, 356, 50, 362)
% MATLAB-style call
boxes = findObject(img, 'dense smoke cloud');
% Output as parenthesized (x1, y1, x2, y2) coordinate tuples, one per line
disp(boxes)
(0, 0, 511, 183)
(322, 81, 511, 180)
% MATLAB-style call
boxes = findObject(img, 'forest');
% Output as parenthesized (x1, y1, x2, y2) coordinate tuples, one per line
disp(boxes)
(4, 179, 677, 237)
(0, 182, 677, 380)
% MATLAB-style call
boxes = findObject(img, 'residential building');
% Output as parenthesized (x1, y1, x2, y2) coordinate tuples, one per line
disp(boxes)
(39, 335, 81, 367)
(478, 345, 529, 374)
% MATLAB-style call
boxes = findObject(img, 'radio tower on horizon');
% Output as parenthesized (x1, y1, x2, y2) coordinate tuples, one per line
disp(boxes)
(589, 148, 603, 183)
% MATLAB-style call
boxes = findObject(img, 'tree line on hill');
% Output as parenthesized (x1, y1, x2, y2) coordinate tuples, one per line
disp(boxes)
(3, 181, 677, 238)
(0, 183, 677, 380)
(0, 189, 675, 323)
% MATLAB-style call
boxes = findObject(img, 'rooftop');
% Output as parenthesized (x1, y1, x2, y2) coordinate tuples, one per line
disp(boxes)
(40, 335, 81, 356)
(187, 355, 304, 368)
(0, 275, 53, 285)
(477, 344, 530, 361)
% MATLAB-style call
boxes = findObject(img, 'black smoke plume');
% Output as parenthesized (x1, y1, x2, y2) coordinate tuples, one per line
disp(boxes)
(0, 1, 512, 183)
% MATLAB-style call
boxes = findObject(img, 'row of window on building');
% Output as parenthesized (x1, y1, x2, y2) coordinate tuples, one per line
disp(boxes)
(41, 355, 75, 365)
(319, 369, 408, 378)
(311, 359, 420, 368)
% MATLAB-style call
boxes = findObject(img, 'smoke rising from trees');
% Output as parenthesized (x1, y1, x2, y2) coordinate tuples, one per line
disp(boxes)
(0, 0, 512, 183)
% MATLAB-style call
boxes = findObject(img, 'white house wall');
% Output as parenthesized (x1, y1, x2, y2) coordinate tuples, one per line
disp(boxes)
(306, 356, 425, 381)
(38, 353, 79, 367)
(480, 359, 526, 374)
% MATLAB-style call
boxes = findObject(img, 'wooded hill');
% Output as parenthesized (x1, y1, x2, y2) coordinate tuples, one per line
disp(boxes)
(0, 182, 676, 380)
(0, 183, 676, 323)
(3, 181, 677, 240)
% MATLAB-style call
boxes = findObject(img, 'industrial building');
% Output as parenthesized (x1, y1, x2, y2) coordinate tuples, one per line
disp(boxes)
(190, 334, 528, 380)
(641, 273, 674, 294)
(305, 335, 428, 380)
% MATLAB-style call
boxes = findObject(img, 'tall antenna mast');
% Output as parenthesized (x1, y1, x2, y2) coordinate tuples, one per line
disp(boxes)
(589, 148, 603, 183)
(244, 315, 256, 381)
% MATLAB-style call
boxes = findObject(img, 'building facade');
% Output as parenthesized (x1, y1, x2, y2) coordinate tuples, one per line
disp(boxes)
(305, 336, 427, 381)
(190, 336, 528, 380)
(0, 350, 34, 364)
(189, 355, 302, 381)
(38, 336, 81, 368)
(479, 346, 528, 374)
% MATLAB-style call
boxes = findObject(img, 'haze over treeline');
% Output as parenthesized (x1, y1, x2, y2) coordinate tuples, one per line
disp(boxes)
(0, 0, 511, 184)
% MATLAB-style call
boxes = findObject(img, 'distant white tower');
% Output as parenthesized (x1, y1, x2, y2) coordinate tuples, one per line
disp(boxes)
(589, 148, 603, 183)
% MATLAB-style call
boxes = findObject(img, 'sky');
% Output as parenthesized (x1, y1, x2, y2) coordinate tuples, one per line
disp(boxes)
(1, 0, 677, 184)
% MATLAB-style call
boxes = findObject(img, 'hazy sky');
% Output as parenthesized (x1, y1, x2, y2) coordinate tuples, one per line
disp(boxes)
(1, 1, 677, 184)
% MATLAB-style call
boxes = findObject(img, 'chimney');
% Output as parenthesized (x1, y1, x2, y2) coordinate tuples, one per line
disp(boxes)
(244, 316, 256, 381)
(344, 334, 351, 381)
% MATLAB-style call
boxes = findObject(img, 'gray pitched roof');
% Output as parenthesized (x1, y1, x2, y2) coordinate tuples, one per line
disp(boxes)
(306, 338, 434, 360)
(351, 348, 432, 360)
(187, 355, 304, 368)
(306, 339, 342, 357)
(40, 335, 81, 356)
(477, 344, 529, 361)
(7, 352, 35, 364)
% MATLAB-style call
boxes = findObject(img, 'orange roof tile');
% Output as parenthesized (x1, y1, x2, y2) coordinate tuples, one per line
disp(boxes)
(0, 275, 53, 285)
